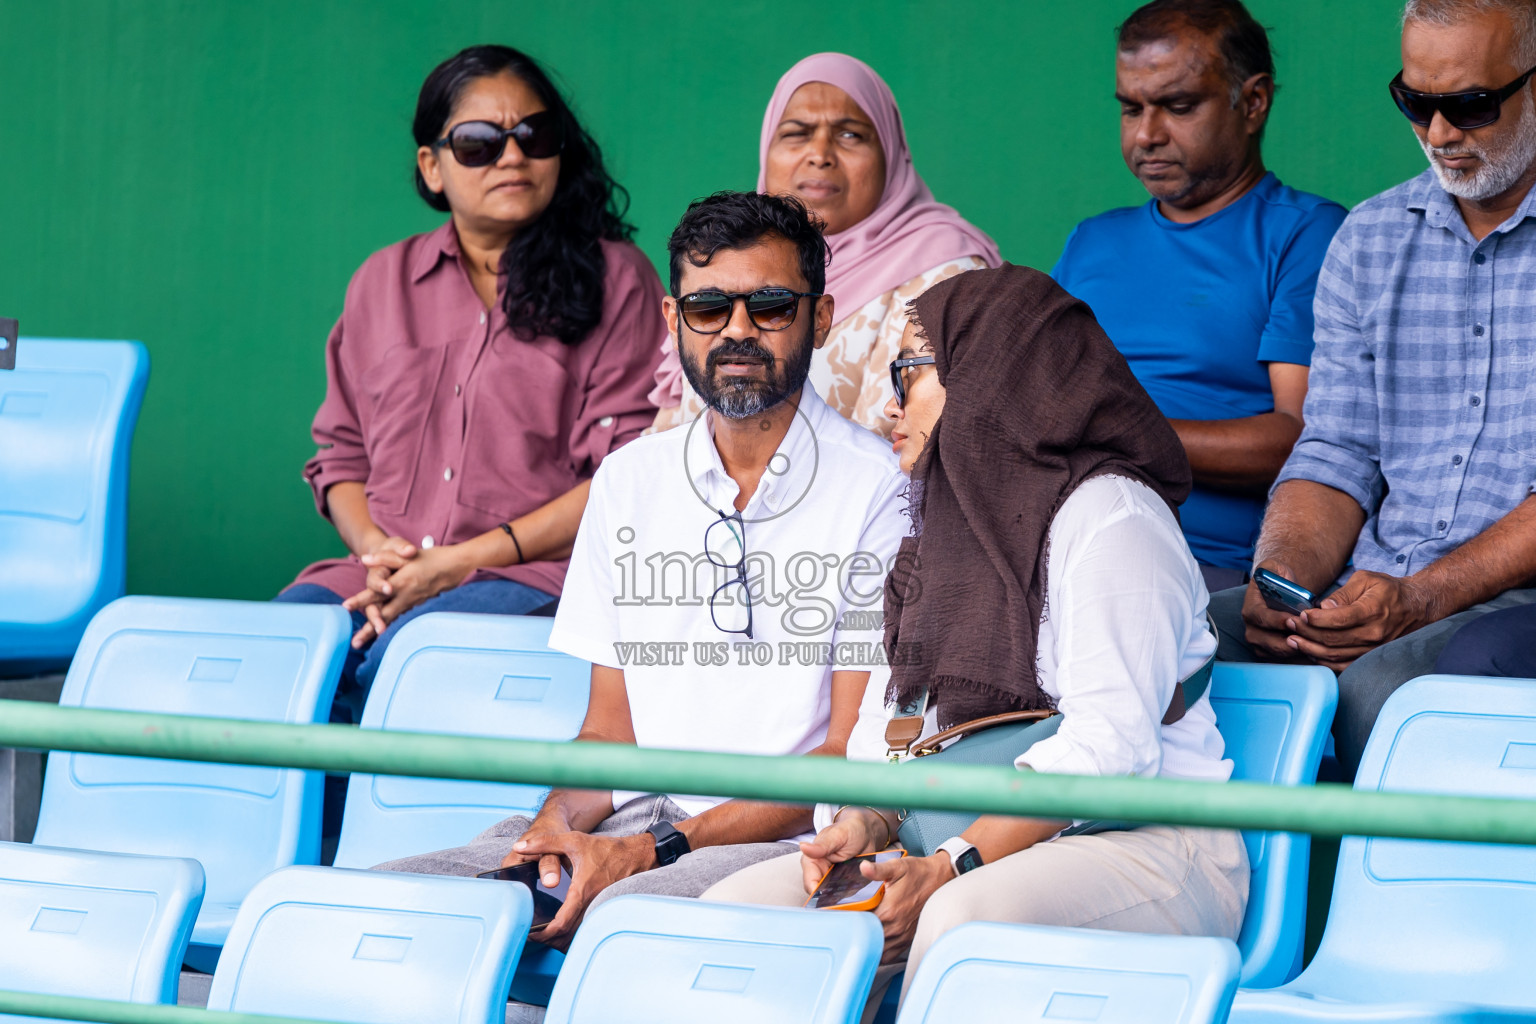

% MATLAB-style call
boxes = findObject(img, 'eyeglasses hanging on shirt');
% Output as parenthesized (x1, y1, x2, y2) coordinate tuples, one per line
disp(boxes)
(705, 509, 753, 639)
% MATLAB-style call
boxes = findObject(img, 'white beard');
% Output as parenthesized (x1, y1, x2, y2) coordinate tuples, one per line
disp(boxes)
(1421, 99, 1536, 201)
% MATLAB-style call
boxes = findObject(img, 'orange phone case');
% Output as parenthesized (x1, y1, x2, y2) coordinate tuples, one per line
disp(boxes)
(805, 850, 906, 912)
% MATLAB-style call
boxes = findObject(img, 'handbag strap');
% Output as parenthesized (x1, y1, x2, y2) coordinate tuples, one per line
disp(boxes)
(885, 614, 1219, 760)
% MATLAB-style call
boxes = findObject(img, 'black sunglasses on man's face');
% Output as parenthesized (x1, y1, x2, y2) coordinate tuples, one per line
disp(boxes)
(1389, 64, 1536, 130)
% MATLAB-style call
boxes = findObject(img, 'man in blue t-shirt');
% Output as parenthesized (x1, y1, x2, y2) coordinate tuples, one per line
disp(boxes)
(1053, 0, 1346, 590)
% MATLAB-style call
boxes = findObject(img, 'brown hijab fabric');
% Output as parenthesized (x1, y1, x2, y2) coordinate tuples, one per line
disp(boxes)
(883, 264, 1191, 729)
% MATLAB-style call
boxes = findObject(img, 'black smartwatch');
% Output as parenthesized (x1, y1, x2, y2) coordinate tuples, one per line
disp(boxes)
(646, 821, 692, 866)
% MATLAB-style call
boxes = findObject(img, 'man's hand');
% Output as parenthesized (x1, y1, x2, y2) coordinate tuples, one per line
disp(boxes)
(498, 815, 575, 887)
(1285, 570, 1438, 671)
(798, 809, 887, 895)
(1240, 561, 1314, 661)
(504, 831, 656, 950)
(344, 543, 475, 648)
(863, 853, 953, 965)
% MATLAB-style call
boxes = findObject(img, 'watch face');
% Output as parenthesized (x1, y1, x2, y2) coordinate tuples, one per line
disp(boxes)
(956, 847, 984, 875)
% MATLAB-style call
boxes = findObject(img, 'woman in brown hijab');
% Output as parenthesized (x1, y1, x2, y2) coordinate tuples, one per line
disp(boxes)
(705, 265, 1248, 1014)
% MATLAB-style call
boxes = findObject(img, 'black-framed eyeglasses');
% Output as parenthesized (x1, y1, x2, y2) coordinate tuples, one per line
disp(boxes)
(1389, 65, 1536, 129)
(431, 112, 565, 167)
(889, 355, 936, 408)
(704, 509, 753, 638)
(678, 289, 822, 335)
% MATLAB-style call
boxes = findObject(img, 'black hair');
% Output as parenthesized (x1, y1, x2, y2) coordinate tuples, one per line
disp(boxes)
(412, 45, 634, 346)
(1117, 0, 1276, 102)
(666, 191, 828, 297)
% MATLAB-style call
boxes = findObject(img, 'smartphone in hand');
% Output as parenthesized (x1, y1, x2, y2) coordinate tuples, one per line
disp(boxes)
(804, 849, 906, 911)
(1253, 568, 1320, 615)
(477, 862, 569, 931)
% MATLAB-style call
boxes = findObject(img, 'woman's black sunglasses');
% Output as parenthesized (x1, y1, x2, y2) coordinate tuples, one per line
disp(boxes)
(432, 112, 565, 167)
(678, 288, 822, 334)
(890, 355, 935, 408)
(1389, 65, 1536, 130)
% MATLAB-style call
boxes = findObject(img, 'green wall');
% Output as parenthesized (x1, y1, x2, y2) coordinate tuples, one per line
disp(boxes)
(0, 0, 1424, 599)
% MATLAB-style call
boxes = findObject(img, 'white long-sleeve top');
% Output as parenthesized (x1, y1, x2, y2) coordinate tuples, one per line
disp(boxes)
(818, 474, 1231, 831)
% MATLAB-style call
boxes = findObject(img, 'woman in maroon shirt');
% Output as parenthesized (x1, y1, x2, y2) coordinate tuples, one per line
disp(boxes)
(278, 45, 664, 706)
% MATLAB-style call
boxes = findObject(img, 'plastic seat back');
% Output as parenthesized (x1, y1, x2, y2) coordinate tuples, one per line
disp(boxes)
(206, 866, 529, 1024)
(0, 842, 202, 1010)
(31, 596, 349, 953)
(546, 895, 881, 1024)
(1207, 663, 1337, 987)
(0, 339, 148, 667)
(333, 613, 590, 869)
(897, 922, 1240, 1024)
(1294, 675, 1536, 1009)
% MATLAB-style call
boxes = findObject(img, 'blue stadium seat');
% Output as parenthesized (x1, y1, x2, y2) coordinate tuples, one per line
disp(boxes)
(331, 612, 589, 1004)
(0, 339, 148, 672)
(30, 596, 349, 971)
(1209, 663, 1338, 987)
(1231, 675, 1536, 1022)
(0, 842, 203, 1011)
(545, 895, 881, 1024)
(897, 922, 1241, 1024)
(332, 613, 589, 868)
(205, 866, 529, 1024)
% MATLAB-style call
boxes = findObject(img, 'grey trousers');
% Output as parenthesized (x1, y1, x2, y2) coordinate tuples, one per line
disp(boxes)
(375, 795, 797, 1023)
(1209, 583, 1536, 779)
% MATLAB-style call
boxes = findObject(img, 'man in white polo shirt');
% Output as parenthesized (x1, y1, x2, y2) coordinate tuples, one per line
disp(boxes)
(378, 191, 908, 950)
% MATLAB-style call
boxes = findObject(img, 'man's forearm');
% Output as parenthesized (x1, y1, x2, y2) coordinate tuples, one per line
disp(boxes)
(676, 800, 813, 849)
(1412, 496, 1536, 618)
(1169, 412, 1303, 493)
(1253, 479, 1365, 592)
(532, 788, 615, 835)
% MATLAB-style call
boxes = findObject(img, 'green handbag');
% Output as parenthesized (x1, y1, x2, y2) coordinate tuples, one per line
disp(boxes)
(887, 646, 1215, 857)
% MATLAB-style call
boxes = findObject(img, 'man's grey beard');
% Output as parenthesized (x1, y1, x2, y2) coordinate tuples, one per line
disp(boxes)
(1421, 99, 1536, 201)
(711, 387, 777, 419)
(680, 333, 815, 420)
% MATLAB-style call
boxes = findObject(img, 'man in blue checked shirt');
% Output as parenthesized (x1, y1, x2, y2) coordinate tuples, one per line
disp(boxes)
(1211, 0, 1536, 780)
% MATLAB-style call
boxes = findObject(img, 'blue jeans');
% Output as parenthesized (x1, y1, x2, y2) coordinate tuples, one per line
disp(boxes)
(275, 578, 558, 720)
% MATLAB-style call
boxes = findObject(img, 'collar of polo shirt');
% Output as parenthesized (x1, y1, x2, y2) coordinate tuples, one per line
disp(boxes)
(686, 382, 824, 516)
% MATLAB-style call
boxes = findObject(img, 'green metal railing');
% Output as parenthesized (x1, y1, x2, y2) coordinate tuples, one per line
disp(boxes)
(0, 993, 338, 1024)
(2, 697, 1536, 1024)
(1, 698, 1535, 844)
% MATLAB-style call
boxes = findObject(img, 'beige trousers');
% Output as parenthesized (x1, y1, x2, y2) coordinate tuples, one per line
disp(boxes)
(701, 825, 1249, 1021)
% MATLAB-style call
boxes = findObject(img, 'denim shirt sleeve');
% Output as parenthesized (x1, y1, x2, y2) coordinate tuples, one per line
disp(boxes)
(1272, 221, 1386, 513)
